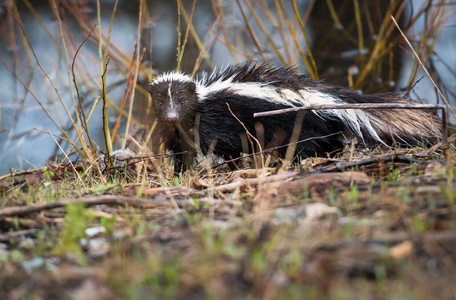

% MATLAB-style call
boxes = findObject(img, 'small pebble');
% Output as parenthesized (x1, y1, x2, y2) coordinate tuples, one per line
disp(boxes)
(22, 257, 45, 271)
(85, 226, 106, 237)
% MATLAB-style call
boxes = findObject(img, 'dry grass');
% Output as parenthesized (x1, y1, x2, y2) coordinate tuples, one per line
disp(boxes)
(1, 146, 456, 299)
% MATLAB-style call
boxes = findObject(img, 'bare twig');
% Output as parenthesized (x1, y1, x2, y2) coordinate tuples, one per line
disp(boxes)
(235, 0, 269, 65)
(0, 196, 156, 217)
(209, 171, 299, 193)
(72, 25, 97, 154)
(0, 192, 247, 217)
(212, 132, 343, 169)
(315, 153, 434, 173)
(227, 103, 265, 171)
(391, 15, 455, 119)
(122, 0, 144, 150)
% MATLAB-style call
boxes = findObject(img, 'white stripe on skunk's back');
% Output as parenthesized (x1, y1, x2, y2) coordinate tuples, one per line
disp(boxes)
(196, 78, 383, 143)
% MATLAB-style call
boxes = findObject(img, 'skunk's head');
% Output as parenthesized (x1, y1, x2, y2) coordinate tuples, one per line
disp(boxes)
(148, 73, 198, 124)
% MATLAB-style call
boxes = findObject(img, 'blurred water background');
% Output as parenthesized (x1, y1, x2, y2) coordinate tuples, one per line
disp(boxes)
(0, 0, 455, 174)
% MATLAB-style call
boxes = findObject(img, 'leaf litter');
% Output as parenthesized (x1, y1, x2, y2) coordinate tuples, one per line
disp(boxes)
(1, 145, 456, 299)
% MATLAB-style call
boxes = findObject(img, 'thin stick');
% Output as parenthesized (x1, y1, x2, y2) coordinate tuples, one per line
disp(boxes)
(122, 0, 144, 149)
(235, 0, 269, 66)
(243, 1, 287, 65)
(227, 103, 265, 171)
(101, 58, 113, 164)
(52, 1, 87, 154)
(179, 0, 214, 69)
(72, 25, 97, 154)
(254, 103, 445, 117)
(33, 128, 70, 143)
(0, 196, 170, 217)
(254, 103, 448, 158)
(103, 0, 119, 68)
(208, 171, 299, 193)
(325, 0, 343, 29)
(49, 131, 87, 190)
(112, 43, 137, 140)
(176, 0, 182, 70)
(6, 8, 84, 156)
(316, 153, 432, 173)
(390, 16, 455, 119)
(208, 26, 255, 63)
(0, 59, 83, 158)
(0, 194, 246, 218)
(277, 1, 315, 79)
(176, 0, 197, 71)
(291, 0, 318, 78)
(352, 0, 364, 66)
(211, 131, 343, 169)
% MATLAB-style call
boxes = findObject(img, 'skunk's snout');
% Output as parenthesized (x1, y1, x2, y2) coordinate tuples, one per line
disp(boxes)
(166, 111, 178, 122)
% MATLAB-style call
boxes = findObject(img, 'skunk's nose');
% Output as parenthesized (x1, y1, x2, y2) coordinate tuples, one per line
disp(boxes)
(166, 112, 178, 122)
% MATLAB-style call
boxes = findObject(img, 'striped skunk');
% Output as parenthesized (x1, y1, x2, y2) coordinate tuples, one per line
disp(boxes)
(148, 63, 441, 172)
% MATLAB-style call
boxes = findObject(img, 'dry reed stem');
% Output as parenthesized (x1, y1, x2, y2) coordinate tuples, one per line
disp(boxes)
(0, 195, 170, 217)
(352, 0, 364, 66)
(112, 43, 138, 141)
(50, 132, 87, 190)
(179, 0, 215, 69)
(243, 1, 287, 65)
(291, 0, 318, 78)
(267, 0, 292, 63)
(72, 26, 97, 154)
(113, 47, 147, 143)
(122, 0, 144, 150)
(211, 0, 240, 64)
(13, 0, 35, 68)
(192, 24, 218, 76)
(6, 8, 86, 157)
(51, 0, 85, 150)
(212, 131, 343, 169)
(277, 1, 315, 78)
(391, 16, 455, 119)
(325, 0, 343, 29)
(176, 0, 197, 71)
(208, 26, 255, 63)
(235, 0, 270, 66)
(0, 58, 83, 158)
(226, 103, 265, 173)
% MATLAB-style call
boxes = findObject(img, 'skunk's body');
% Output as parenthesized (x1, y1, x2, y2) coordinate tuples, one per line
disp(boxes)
(148, 63, 441, 171)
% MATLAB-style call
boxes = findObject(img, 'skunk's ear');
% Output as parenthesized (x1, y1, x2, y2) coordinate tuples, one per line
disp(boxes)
(188, 82, 196, 95)
(148, 82, 157, 95)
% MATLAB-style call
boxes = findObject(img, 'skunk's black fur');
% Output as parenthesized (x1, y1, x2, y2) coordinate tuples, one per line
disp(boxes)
(148, 63, 441, 171)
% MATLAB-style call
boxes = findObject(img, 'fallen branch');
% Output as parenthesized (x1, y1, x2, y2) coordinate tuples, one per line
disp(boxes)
(416, 135, 456, 157)
(209, 171, 300, 193)
(0, 195, 167, 217)
(0, 229, 40, 243)
(316, 154, 431, 173)
(212, 132, 343, 169)
(0, 192, 246, 217)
